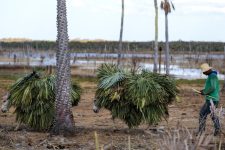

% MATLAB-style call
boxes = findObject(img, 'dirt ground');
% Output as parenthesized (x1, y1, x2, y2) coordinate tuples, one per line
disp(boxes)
(0, 80, 225, 150)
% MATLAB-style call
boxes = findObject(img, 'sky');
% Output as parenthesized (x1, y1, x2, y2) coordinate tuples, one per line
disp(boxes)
(0, 0, 225, 42)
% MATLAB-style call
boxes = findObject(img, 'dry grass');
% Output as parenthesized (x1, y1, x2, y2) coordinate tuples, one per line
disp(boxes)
(156, 124, 224, 150)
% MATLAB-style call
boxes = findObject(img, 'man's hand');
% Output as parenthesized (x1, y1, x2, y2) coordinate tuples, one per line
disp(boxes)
(200, 90, 205, 95)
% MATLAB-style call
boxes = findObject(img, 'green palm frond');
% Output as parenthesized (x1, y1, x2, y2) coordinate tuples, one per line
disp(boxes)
(141, 70, 178, 104)
(97, 64, 127, 89)
(161, 0, 175, 14)
(126, 73, 168, 108)
(71, 83, 82, 106)
(142, 104, 168, 125)
(95, 64, 178, 128)
(8, 71, 81, 130)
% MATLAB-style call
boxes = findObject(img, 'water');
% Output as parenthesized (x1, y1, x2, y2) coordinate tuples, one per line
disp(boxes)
(141, 63, 224, 80)
(0, 52, 224, 80)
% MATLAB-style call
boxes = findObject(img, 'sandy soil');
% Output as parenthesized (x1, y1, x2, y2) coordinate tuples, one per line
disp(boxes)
(0, 81, 225, 150)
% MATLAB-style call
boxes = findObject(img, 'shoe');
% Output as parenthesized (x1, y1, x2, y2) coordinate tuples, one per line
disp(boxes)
(214, 129, 221, 136)
(194, 129, 204, 136)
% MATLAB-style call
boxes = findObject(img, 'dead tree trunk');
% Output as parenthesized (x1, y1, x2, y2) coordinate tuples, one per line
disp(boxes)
(118, 0, 124, 66)
(153, 0, 159, 73)
(26, 45, 30, 66)
(222, 46, 225, 91)
(158, 47, 162, 73)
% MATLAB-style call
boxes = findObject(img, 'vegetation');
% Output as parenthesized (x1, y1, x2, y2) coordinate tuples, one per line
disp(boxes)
(8, 71, 81, 130)
(95, 64, 178, 128)
(0, 40, 224, 53)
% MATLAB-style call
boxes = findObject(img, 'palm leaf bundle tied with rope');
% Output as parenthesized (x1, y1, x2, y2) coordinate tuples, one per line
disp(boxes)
(95, 64, 178, 128)
(8, 71, 81, 130)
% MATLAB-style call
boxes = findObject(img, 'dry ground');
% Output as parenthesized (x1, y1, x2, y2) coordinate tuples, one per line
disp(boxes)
(0, 76, 225, 149)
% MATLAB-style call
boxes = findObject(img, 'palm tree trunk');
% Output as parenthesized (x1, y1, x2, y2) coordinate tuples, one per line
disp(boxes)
(51, 0, 75, 135)
(153, 0, 158, 73)
(118, 0, 124, 66)
(165, 13, 170, 75)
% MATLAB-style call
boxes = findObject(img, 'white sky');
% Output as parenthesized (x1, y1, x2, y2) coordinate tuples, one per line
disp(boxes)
(0, 0, 225, 41)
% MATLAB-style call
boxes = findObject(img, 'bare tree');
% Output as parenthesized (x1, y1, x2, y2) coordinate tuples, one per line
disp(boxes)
(51, 0, 75, 135)
(26, 45, 30, 66)
(118, 0, 124, 66)
(160, 0, 175, 75)
(153, 0, 159, 73)
(223, 45, 225, 91)
(159, 46, 162, 73)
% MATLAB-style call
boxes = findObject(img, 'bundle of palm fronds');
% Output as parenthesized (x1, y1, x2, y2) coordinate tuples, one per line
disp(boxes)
(95, 64, 178, 128)
(8, 71, 81, 130)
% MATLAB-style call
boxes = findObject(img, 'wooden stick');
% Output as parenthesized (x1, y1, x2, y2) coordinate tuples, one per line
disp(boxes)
(94, 131, 99, 150)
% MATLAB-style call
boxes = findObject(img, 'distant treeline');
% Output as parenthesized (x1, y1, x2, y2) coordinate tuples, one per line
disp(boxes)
(0, 41, 224, 53)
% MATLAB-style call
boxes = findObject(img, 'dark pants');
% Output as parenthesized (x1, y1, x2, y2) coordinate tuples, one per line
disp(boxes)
(198, 101, 220, 134)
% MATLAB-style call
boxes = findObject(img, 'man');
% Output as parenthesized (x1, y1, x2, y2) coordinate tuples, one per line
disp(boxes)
(197, 63, 220, 136)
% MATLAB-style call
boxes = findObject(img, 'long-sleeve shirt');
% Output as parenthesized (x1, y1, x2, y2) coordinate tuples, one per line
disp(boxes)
(202, 71, 220, 101)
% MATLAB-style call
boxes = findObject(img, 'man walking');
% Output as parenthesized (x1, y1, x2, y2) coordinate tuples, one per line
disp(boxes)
(197, 63, 221, 136)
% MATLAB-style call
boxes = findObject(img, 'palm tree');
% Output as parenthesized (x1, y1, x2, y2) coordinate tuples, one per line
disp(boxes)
(160, 0, 175, 75)
(118, 0, 124, 66)
(153, 0, 159, 73)
(51, 0, 75, 135)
